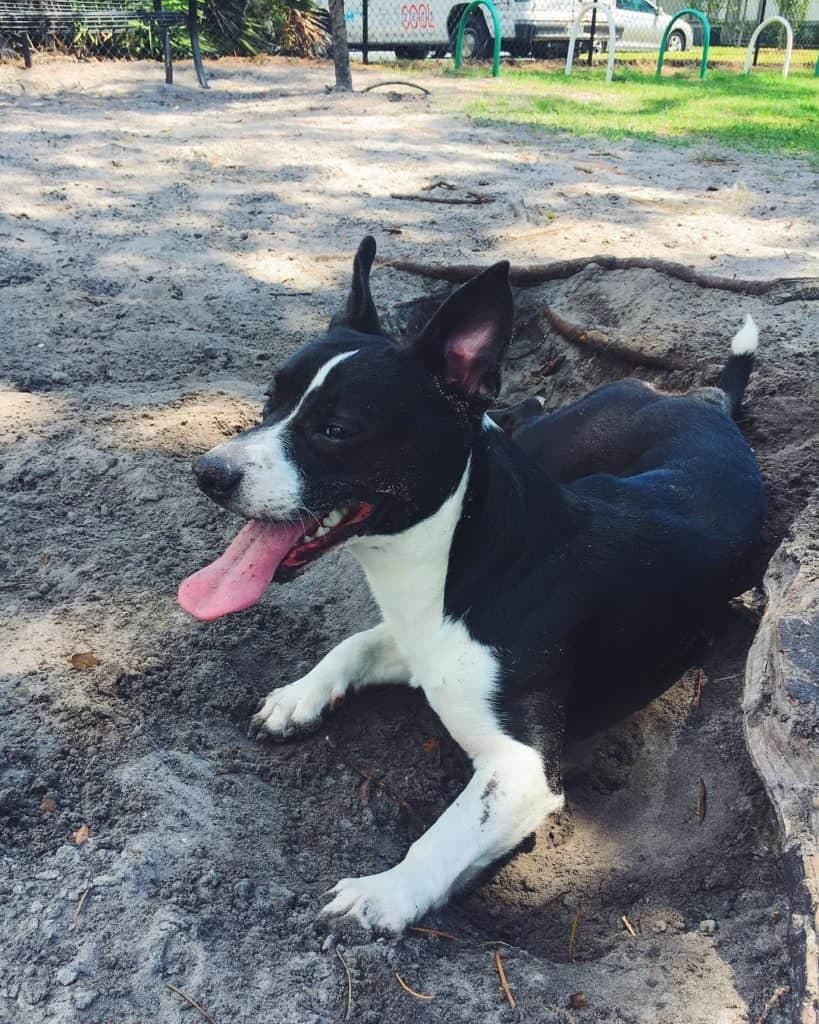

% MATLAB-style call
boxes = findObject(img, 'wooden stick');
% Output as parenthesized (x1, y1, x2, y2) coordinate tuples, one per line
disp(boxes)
(755, 985, 790, 1024)
(494, 949, 517, 1009)
(336, 946, 353, 1020)
(621, 915, 638, 937)
(380, 255, 819, 302)
(361, 80, 431, 95)
(543, 306, 693, 371)
(73, 887, 90, 921)
(395, 972, 434, 1000)
(568, 910, 581, 962)
(410, 925, 458, 940)
(165, 984, 219, 1024)
(389, 192, 494, 206)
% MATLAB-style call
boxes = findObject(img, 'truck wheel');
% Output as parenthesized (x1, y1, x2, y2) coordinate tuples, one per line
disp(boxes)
(452, 14, 492, 60)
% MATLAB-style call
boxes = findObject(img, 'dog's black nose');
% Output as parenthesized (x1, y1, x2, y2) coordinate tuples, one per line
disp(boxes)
(193, 453, 243, 500)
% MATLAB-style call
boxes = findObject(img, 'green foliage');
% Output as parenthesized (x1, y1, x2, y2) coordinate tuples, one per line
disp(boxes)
(57, 0, 326, 60)
(456, 65, 819, 163)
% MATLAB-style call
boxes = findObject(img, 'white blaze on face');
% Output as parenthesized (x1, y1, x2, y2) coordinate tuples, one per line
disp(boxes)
(212, 349, 359, 520)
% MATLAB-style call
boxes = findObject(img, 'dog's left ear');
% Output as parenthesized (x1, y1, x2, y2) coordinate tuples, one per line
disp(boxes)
(413, 261, 513, 403)
(330, 236, 382, 336)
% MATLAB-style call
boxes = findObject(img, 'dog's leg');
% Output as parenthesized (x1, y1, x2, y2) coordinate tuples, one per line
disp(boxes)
(249, 624, 408, 740)
(322, 661, 565, 934)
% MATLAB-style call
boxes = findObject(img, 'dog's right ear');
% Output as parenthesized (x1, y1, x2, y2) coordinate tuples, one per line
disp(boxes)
(330, 236, 382, 336)
(412, 260, 513, 404)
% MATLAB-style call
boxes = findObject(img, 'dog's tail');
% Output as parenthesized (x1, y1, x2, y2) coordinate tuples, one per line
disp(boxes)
(717, 314, 758, 417)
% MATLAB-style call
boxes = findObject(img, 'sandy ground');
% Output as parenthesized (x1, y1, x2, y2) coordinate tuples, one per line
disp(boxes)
(1, 55, 818, 1024)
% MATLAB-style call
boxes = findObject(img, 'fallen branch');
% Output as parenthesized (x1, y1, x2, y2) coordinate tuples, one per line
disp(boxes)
(335, 946, 353, 1020)
(395, 972, 434, 1000)
(165, 984, 219, 1024)
(380, 255, 819, 302)
(494, 949, 517, 1009)
(543, 306, 693, 371)
(390, 192, 494, 206)
(361, 80, 431, 95)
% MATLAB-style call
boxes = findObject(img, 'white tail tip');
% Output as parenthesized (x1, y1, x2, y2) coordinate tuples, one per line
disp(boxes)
(731, 314, 758, 356)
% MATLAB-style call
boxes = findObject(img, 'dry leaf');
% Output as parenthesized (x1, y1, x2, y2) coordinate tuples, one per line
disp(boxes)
(422, 738, 439, 752)
(71, 652, 100, 671)
(72, 824, 91, 845)
(39, 797, 57, 814)
(569, 991, 588, 1009)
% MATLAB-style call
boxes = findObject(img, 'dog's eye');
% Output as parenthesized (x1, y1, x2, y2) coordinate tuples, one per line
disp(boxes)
(322, 424, 348, 441)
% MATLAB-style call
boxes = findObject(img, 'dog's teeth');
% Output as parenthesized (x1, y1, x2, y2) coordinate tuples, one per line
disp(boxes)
(323, 509, 344, 528)
(315, 525, 329, 538)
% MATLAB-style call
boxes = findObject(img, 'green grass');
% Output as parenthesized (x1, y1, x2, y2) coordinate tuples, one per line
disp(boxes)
(449, 63, 819, 161)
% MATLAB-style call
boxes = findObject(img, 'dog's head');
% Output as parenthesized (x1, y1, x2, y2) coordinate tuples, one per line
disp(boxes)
(178, 236, 513, 620)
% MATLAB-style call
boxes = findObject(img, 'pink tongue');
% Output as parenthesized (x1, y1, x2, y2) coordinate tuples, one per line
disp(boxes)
(178, 520, 306, 621)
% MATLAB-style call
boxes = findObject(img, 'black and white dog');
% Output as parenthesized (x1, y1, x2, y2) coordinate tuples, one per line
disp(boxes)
(179, 237, 764, 934)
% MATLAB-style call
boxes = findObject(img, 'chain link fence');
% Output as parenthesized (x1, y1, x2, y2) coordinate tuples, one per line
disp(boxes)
(314, 0, 818, 61)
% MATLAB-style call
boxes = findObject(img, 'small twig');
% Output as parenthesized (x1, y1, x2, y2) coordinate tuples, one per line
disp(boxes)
(395, 972, 434, 1000)
(325, 737, 427, 830)
(692, 668, 705, 710)
(494, 949, 517, 1009)
(755, 985, 790, 1024)
(530, 353, 566, 380)
(73, 887, 90, 921)
(390, 192, 494, 206)
(698, 778, 707, 824)
(361, 80, 431, 95)
(422, 179, 458, 191)
(568, 910, 581, 962)
(621, 914, 638, 937)
(165, 983, 219, 1024)
(410, 925, 458, 940)
(269, 291, 312, 297)
(335, 946, 353, 1020)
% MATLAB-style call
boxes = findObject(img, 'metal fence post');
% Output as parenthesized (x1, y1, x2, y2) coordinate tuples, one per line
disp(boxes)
(362, 0, 368, 64)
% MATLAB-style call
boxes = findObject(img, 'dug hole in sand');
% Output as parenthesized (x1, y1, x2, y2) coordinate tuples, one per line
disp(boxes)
(0, 56, 817, 1024)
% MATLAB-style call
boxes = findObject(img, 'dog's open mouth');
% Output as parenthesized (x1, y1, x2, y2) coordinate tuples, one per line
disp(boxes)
(177, 502, 374, 621)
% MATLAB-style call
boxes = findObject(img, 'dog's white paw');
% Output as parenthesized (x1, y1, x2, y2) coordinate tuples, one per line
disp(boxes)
(321, 869, 427, 936)
(249, 676, 339, 741)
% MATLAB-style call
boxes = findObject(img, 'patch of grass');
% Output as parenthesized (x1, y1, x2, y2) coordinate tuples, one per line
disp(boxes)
(451, 65, 819, 161)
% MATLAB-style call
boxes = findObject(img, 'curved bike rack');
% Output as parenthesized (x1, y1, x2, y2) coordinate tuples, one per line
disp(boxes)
(454, 0, 502, 77)
(564, 1, 617, 83)
(742, 17, 793, 78)
(656, 8, 710, 80)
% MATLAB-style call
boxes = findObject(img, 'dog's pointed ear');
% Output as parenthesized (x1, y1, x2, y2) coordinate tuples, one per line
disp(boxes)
(330, 236, 382, 335)
(413, 261, 513, 403)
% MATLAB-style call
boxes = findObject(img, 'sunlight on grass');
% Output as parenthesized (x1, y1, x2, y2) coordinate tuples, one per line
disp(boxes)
(453, 67, 819, 161)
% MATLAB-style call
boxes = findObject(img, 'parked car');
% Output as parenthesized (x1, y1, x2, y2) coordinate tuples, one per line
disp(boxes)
(613, 0, 693, 50)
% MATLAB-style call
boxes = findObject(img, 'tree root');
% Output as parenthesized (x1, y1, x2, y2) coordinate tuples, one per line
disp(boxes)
(542, 306, 694, 371)
(380, 255, 819, 303)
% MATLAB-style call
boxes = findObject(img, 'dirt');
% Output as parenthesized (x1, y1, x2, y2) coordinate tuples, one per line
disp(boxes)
(0, 55, 817, 1024)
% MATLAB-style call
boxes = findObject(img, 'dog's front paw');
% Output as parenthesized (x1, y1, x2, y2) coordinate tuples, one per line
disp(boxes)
(248, 676, 337, 741)
(321, 869, 427, 936)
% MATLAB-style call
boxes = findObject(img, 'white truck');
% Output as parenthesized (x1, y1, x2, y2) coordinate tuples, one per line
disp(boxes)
(316, 0, 624, 60)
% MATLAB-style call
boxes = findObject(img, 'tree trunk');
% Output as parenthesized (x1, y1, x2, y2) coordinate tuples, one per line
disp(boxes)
(328, 0, 353, 92)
